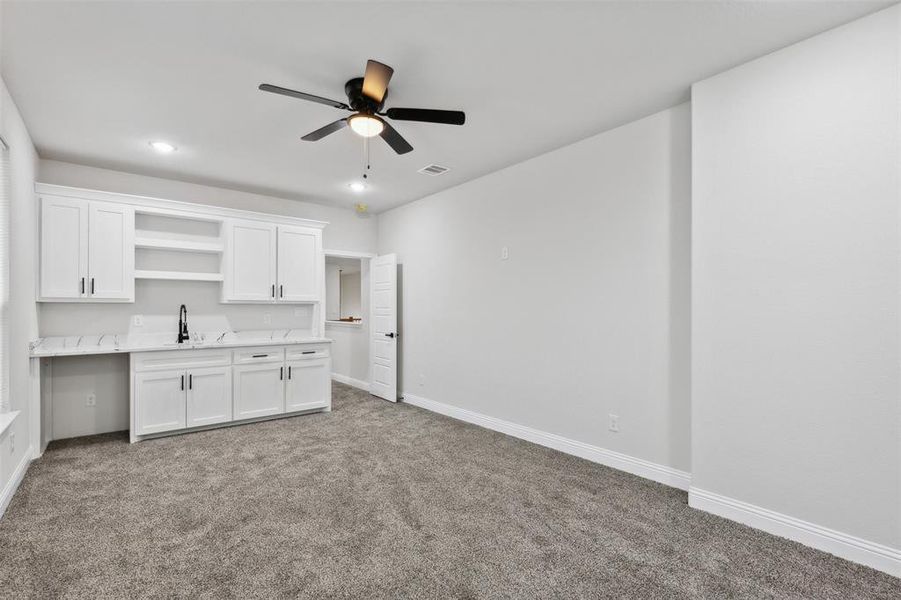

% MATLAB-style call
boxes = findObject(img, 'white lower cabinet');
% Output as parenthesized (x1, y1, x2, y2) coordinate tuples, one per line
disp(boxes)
(131, 344, 330, 441)
(134, 369, 187, 435)
(233, 362, 285, 419)
(186, 366, 233, 427)
(286, 357, 331, 412)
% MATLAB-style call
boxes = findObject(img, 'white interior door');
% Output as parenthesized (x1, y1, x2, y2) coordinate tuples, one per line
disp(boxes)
(40, 196, 88, 299)
(88, 201, 134, 300)
(369, 254, 397, 402)
(277, 225, 320, 302)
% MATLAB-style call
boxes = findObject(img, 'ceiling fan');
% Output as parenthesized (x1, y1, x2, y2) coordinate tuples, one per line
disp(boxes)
(259, 59, 465, 155)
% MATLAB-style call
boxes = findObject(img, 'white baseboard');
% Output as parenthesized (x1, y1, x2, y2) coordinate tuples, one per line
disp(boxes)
(0, 445, 32, 520)
(331, 373, 370, 393)
(689, 487, 901, 578)
(402, 393, 691, 491)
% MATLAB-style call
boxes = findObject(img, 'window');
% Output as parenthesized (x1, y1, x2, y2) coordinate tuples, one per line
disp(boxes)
(325, 256, 363, 325)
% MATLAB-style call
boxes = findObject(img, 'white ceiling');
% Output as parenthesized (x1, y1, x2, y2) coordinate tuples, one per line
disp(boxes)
(1, 1, 891, 213)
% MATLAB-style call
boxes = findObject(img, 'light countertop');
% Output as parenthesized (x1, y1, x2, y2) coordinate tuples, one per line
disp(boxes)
(30, 330, 331, 358)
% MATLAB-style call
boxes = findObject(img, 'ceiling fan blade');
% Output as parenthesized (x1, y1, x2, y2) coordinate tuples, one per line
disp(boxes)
(259, 84, 350, 110)
(386, 108, 465, 125)
(379, 121, 413, 154)
(362, 60, 394, 103)
(301, 118, 348, 141)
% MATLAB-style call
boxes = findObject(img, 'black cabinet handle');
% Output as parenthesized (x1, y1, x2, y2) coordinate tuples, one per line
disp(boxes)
(301, 350, 315, 355)
(288, 366, 292, 380)
(189, 374, 193, 390)
(80, 277, 85, 294)
(271, 284, 275, 298)
(180, 375, 184, 391)
(280, 284, 283, 298)
(280, 366, 284, 380)
(90, 278, 95, 294)
(252, 354, 268, 358)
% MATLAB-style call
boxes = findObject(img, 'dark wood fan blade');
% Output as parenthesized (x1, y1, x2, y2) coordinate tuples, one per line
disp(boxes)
(379, 121, 413, 154)
(301, 119, 348, 141)
(259, 84, 350, 110)
(362, 60, 394, 103)
(386, 108, 465, 125)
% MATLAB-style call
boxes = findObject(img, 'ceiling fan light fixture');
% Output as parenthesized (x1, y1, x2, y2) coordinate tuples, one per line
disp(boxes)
(348, 114, 384, 138)
(149, 141, 177, 154)
(348, 181, 367, 192)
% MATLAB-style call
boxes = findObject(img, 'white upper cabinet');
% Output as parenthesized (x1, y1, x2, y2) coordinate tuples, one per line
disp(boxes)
(88, 201, 135, 300)
(224, 220, 278, 302)
(277, 225, 320, 302)
(40, 196, 88, 299)
(223, 220, 322, 304)
(39, 195, 134, 302)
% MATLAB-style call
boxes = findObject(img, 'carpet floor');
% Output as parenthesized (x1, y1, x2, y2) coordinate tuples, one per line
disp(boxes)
(0, 383, 898, 599)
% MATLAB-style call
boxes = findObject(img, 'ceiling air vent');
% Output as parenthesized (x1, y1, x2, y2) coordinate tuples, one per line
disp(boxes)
(418, 164, 450, 176)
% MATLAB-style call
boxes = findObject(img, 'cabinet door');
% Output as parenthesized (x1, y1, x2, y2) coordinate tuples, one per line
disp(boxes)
(233, 362, 285, 419)
(135, 369, 186, 435)
(225, 220, 277, 302)
(186, 366, 232, 427)
(277, 225, 320, 302)
(88, 201, 134, 300)
(285, 357, 331, 412)
(40, 196, 88, 299)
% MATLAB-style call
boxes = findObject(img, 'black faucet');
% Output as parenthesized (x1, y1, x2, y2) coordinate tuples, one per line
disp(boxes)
(177, 305, 189, 344)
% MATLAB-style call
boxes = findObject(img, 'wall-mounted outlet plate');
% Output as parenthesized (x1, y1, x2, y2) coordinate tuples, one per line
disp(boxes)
(86, 394, 96, 407)
(263, 313, 272, 325)
(608, 414, 620, 433)
(133, 314, 143, 327)
(501, 246, 509, 260)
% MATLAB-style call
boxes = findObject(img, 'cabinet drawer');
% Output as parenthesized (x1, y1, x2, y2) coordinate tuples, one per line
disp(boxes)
(133, 348, 231, 372)
(232, 346, 285, 364)
(285, 345, 330, 360)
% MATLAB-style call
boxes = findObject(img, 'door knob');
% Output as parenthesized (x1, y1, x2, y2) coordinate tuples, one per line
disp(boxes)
(385, 332, 396, 338)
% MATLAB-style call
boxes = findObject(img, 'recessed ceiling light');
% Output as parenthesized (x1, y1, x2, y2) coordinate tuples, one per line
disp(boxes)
(348, 114, 385, 138)
(149, 141, 177, 154)
(348, 181, 367, 192)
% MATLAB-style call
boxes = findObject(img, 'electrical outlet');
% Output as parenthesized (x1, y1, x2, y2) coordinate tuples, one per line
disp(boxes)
(501, 246, 509, 260)
(133, 314, 143, 327)
(263, 313, 272, 325)
(608, 414, 620, 433)
(419, 374, 425, 388)
(86, 394, 96, 407)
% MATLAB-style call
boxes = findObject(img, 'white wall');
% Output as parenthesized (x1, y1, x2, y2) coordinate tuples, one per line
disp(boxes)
(691, 3, 900, 553)
(0, 75, 39, 503)
(378, 104, 691, 473)
(340, 273, 362, 318)
(36, 160, 378, 439)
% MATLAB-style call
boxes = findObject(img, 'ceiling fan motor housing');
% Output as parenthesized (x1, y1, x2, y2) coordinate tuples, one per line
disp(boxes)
(345, 77, 385, 113)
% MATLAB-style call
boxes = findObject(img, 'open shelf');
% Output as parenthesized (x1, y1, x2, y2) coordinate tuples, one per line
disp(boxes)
(134, 270, 224, 282)
(135, 236, 223, 254)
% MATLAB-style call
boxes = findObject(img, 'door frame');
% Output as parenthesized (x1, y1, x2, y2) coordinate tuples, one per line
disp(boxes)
(323, 249, 376, 392)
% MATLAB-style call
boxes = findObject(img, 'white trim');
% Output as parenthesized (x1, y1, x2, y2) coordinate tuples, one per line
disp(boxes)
(0, 410, 18, 437)
(324, 249, 377, 259)
(34, 183, 328, 229)
(326, 320, 363, 328)
(0, 445, 32, 520)
(689, 487, 901, 577)
(332, 372, 370, 392)
(402, 393, 691, 491)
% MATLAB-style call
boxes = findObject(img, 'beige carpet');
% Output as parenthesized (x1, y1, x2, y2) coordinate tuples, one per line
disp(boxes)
(0, 382, 898, 599)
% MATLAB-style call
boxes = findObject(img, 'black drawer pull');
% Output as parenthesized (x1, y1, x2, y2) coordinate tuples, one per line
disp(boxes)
(288, 366, 292, 379)
(301, 351, 315, 355)
(252, 354, 268, 358)
(180, 374, 184, 391)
